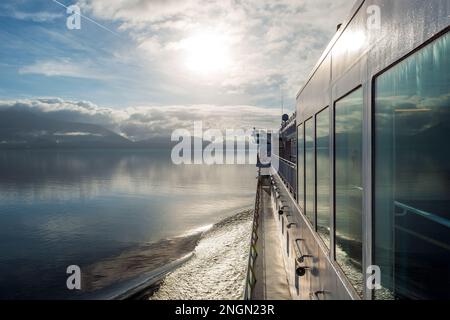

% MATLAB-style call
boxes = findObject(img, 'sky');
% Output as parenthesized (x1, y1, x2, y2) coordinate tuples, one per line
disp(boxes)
(0, 0, 356, 140)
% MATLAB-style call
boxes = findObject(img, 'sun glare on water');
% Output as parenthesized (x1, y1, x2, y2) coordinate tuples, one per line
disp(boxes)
(183, 31, 232, 75)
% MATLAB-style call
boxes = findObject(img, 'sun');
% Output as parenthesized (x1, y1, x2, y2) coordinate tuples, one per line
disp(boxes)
(182, 31, 232, 75)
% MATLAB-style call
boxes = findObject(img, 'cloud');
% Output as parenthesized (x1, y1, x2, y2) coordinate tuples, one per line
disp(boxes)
(0, 1, 63, 22)
(77, 0, 356, 106)
(19, 59, 110, 80)
(78, 0, 199, 24)
(54, 132, 104, 137)
(13, 11, 63, 22)
(0, 8, 63, 22)
(1, 0, 356, 109)
(0, 98, 281, 141)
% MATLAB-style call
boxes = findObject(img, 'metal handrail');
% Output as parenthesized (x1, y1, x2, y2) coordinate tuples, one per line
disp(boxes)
(272, 153, 296, 168)
(394, 201, 450, 228)
(272, 154, 297, 197)
(244, 176, 262, 300)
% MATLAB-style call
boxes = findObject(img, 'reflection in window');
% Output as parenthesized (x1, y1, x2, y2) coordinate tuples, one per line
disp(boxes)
(305, 118, 315, 224)
(374, 32, 450, 300)
(297, 124, 304, 209)
(335, 88, 363, 297)
(316, 108, 331, 248)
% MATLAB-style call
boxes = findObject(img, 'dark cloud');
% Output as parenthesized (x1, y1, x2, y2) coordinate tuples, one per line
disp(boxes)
(0, 98, 280, 141)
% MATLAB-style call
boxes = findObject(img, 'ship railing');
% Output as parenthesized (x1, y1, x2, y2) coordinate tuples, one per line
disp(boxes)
(244, 175, 262, 300)
(272, 154, 297, 197)
(394, 201, 450, 228)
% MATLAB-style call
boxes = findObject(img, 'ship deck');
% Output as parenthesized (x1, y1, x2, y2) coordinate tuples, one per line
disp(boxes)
(251, 177, 291, 300)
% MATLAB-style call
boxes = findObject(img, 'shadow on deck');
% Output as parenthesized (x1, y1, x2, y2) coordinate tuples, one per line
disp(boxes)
(251, 176, 291, 300)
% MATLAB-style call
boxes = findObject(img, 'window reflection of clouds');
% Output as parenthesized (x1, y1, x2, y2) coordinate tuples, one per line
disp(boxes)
(305, 118, 315, 224)
(316, 107, 330, 248)
(375, 93, 450, 133)
(297, 124, 304, 209)
(334, 88, 364, 298)
(374, 32, 450, 300)
(334, 95, 364, 135)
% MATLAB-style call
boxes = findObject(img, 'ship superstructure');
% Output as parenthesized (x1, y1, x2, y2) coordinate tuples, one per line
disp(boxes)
(245, 0, 450, 300)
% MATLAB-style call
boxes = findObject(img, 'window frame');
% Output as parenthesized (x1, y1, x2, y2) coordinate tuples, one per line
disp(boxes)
(304, 116, 316, 227)
(332, 85, 363, 261)
(297, 123, 305, 212)
(370, 29, 450, 300)
(315, 105, 331, 248)
(332, 85, 365, 298)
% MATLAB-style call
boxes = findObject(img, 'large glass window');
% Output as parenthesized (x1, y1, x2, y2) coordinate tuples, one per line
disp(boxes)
(297, 124, 304, 209)
(374, 32, 450, 300)
(334, 88, 363, 297)
(305, 118, 315, 224)
(316, 108, 331, 248)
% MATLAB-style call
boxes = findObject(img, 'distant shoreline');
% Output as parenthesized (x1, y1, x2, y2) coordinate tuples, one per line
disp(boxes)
(0, 146, 174, 151)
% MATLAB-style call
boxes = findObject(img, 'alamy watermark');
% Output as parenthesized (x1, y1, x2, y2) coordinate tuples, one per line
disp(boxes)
(66, 265, 81, 290)
(367, 265, 382, 290)
(366, 5, 381, 31)
(66, 5, 81, 30)
(64, 263, 382, 292)
(171, 121, 278, 168)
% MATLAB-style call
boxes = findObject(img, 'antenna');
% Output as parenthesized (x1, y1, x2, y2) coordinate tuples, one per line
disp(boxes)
(280, 85, 284, 116)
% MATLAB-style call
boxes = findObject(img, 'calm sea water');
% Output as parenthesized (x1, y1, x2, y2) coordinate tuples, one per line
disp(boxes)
(0, 150, 257, 299)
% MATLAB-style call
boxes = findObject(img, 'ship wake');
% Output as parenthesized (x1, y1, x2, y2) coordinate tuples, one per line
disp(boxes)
(150, 209, 253, 300)
(81, 209, 253, 300)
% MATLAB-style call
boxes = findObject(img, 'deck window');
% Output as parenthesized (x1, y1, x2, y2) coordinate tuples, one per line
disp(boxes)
(374, 32, 450, 300)
(305, 118, 315, 224)
(334, 88, 364, 297)
(316, 107, 331, 248)
(297, 124, 304, 209)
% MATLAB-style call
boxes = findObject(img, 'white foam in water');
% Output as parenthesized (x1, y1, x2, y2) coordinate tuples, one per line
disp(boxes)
(177, 224, 215, 238)
(151, 210, 253, 300)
